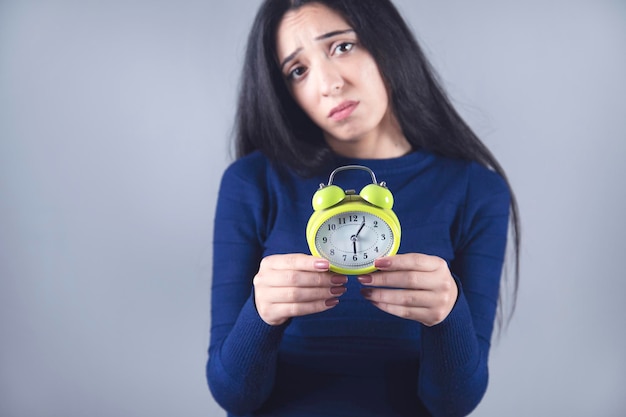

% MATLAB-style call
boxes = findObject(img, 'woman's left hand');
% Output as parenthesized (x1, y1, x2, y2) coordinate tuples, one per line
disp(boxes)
(357, 254, 458, 326)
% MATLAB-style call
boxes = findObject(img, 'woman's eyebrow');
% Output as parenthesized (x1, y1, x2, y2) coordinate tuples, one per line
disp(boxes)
(314, 28, 354, 41)
(280, 47, 303, 71)
(280, 29, 355, 71)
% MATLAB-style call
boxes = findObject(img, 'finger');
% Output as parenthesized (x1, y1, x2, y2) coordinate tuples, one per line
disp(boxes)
(360, 287, 436, 308)
(374, 253, 446, 272)
(270, 297, 341, 319)
(361, 288, 456, 326)
(367, 300, 442, 326)
(360, 290, 447, 326)
(263, 285, 347, 303)
(358, 270, 438, 290)
(255, 270, 347, 288)
(261, 253, 330, 272)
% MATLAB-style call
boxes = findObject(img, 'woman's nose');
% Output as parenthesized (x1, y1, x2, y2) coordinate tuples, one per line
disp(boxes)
(317, 61, 344, 96)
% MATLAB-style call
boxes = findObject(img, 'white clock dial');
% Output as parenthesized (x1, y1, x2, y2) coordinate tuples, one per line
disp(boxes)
(314, 211, 395, 271)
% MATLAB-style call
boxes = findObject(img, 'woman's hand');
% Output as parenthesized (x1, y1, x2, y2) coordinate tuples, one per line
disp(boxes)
(357, 254, 458, 326)
(253, 254, 348, 326)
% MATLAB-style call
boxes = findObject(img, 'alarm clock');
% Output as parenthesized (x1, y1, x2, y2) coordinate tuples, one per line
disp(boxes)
(305, 165, 401, 275)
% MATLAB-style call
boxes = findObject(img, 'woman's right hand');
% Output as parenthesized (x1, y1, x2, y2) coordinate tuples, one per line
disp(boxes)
(253, 254, 347, 326)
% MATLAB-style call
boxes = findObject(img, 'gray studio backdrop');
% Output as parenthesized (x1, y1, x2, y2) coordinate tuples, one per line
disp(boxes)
(1, 1, 625, 416)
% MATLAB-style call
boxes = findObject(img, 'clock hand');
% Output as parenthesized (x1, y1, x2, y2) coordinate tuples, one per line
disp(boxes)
(355, 220, 366, 238)
(350, 220, 366, 254)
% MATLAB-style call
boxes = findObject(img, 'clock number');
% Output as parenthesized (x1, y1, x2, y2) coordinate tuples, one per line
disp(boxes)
(342, 255, 347, 261)
(330, 249, 335, 255)
(363, 252, 368, 259)
(328, 224, 336, 231)
(374, 247, 379, 253)
(381, 234, 386, 240)
(353, 255, 358, 261)
(322, 237, 328, 243)
(338, 215, 359, 225)
(373, 221, 378, 228)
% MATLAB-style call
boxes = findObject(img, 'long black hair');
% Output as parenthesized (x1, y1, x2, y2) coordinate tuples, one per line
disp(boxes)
(234, 0, 520, 325)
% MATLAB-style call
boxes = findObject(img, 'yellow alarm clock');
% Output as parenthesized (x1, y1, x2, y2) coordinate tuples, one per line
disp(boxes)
(305, 165, 401, 275)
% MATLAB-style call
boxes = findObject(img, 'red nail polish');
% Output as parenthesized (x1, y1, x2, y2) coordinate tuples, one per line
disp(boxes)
(314, 260, 329, 270)
(330, 286, 347, 295)
(331, 275, 348, 284)
(325, 298, 340, 307)
(375, 258, 391, 268)
(357, 275, 373, 284)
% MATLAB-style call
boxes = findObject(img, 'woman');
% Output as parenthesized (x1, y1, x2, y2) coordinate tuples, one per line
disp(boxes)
(206, 0, 520, 416)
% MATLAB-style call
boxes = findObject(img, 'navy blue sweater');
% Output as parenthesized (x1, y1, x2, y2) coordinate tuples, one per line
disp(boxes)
(207, 150, 510, 417)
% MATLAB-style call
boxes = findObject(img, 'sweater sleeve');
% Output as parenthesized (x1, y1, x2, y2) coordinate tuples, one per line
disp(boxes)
(418, 163, 511, 417)
(206, 158, 287, 415)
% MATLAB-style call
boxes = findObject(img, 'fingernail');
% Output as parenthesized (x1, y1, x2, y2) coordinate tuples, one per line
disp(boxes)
(330, 285, 347, 295)
(360, 288, 372, 298)
(331, 275, 348, 284)
(314, 259, 329, 270)
(357, 275, 372, 284)
(325, 298, 340, 307)
(375, 258, 391, 268)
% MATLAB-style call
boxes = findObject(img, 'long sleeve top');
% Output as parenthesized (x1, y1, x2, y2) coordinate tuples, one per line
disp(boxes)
(206, 150, 510, 417)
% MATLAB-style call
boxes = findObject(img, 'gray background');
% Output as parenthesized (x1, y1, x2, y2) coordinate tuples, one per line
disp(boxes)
(1, 1, 625, 416)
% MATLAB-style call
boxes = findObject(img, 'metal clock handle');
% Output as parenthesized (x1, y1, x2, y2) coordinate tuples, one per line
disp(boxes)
(326, 165, 384, 187)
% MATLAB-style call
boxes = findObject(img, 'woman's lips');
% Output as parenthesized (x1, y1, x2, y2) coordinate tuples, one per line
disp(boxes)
(328, 101, 359, 121)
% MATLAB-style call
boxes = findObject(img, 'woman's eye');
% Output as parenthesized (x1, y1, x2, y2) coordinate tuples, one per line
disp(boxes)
(287, 66, 307, 81)
(333, 42, 354, 55)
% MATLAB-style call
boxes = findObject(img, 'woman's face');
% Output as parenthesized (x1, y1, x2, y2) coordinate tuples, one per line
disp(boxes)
(275, 3, 409, 158)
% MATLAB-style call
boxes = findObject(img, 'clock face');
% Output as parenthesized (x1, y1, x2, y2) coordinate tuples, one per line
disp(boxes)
(314, 210, 395, 271)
